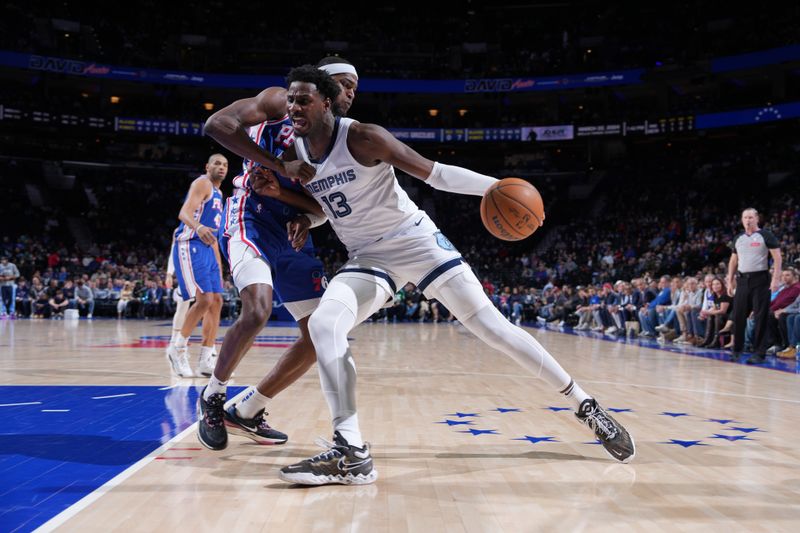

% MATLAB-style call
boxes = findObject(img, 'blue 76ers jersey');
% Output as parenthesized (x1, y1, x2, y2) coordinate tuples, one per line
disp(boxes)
(174, 180, 224, 244)
(222, 115, 315, 244)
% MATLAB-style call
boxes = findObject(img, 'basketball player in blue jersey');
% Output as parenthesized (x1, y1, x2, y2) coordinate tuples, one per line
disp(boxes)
(271, 66, 635, 485)
(166, 238, 220, 374)
(166, 154, 228, 378)
(196, 58, 359, 450)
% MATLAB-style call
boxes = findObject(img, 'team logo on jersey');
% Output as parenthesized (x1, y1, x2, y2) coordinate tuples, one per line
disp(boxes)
(434, 232, 457, 251)
(256, 203, 263, 213)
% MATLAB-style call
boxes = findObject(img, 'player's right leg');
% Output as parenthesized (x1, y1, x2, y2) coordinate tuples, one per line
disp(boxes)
(197, 294, 223, 377)
(426, 268, 635, 464)
(278, 274, 389, 485)
(198, 237, 274, 450)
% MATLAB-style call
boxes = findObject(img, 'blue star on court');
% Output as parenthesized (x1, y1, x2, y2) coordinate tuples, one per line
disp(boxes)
(513, 435, 558, 444)
(662, 439, 708, 448)
(725, 427, 764, 433)
(436, 420, 474, 426)
(544, 406, 571, 412)
(660, 412, 690, 418)
(494, 408, 522, 413)
(459, 429, 499, 436)
(445, 412, 479, 418)
(710, 434, 753, 442)
(608, 408, 633, 413)
(706, 418, 737, 425)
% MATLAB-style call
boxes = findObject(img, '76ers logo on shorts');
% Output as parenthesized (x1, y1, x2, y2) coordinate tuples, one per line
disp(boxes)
(312, 271, 328, 293)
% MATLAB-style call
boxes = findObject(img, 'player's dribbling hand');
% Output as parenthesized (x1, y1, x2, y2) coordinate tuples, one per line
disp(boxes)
(282, 160, 316, 184)
(251, 167, 282, 197)
(287, 215, 312, 252)
(196, 225, 217, 246)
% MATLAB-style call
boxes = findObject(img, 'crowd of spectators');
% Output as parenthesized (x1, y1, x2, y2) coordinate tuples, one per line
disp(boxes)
(0, 236, 239, 320)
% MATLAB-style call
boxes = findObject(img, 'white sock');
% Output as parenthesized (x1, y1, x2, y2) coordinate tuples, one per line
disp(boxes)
(200, 345, 214, 360)
(236, 386, 270, 419)
(204, 373, 228, 400)
(561, 379, 591, 411)
(175, 333, 188, 349)
(336, 414, 364, 448)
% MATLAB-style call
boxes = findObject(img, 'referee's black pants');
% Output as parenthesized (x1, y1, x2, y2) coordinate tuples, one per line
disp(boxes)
(732, 271, 771, 356)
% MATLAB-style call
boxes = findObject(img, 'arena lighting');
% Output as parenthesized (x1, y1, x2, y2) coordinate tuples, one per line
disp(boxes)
(428, 108, 439, 117)
(458, 108, 468, 116)
(203, 102, 214, 111)
(109, 96, 120, 104)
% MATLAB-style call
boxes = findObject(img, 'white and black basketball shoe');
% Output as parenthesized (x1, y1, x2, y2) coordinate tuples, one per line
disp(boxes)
(575, 398, 635, 463)
(279, 431, 378, 485)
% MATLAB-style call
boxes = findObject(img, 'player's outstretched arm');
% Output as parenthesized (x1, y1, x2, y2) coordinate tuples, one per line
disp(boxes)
(348, 123, 498, 196)
(179, 178, 216, 246)
(204, 88, 291, 176)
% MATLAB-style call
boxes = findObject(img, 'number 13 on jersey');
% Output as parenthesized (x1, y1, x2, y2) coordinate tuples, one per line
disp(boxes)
(321, 192, 352, 218)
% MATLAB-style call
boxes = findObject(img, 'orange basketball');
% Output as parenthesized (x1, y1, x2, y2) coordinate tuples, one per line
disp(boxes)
(480, 178, 544, 241)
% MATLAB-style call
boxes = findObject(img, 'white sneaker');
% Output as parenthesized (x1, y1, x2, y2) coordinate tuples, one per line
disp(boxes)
(655, 324, 669, 333)
(604, 326, 618, 335)
(166, 345, 194, 377)
(198, 351, 217, 377)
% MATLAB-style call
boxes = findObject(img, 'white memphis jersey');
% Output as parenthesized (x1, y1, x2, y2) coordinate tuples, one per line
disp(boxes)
(295, 118, 420, 253)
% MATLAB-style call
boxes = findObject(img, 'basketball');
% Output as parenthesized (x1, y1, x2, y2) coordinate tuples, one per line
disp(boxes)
(480, 178, 544, 241)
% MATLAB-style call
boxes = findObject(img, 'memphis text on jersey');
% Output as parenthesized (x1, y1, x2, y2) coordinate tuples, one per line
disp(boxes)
(304, 168, 357, 194)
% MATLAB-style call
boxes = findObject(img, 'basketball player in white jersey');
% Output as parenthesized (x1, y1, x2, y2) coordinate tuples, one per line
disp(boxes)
(273, 66, 634, 485)
(195, 58, 358, 450)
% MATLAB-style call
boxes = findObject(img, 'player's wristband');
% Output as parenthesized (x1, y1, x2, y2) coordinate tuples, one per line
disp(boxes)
(425, 162, 498, 197)
(304, 212, 328, 228)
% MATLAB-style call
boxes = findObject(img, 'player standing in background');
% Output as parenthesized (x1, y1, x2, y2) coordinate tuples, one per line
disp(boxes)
(165, 238, 220, 376)
(195, 58, 358, 451)
(165, 154, 228, 378)
(274, 66, 634, 485)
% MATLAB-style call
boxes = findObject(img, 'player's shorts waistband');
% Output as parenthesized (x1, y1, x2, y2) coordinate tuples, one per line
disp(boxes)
(337, 268, 397, 294)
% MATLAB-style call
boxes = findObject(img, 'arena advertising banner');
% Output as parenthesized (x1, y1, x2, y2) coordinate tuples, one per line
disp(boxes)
(520, 125, 574, 141)
(712, 44, 800, 73)
(463, 69, 644, 93)
(575, 124, 623, 137)
(695, 103, 800, 129)
(0, 50, 640, 94)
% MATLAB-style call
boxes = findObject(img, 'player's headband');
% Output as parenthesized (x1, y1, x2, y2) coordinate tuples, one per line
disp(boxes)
(318, 63, 358, 79)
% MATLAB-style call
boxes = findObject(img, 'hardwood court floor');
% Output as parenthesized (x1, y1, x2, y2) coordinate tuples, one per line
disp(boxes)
(1, 318, 799, 532)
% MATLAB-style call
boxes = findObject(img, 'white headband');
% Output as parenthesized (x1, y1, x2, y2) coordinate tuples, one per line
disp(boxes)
(318, 63, 358, 79)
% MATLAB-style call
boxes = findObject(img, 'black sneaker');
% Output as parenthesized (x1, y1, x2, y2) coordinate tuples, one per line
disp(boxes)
(278, 431, 378, 485)
(224, 405, 288, 445)
(575, 398, 635, 463)
(746, 353, 766, 365)
(197, 386, 227, 450)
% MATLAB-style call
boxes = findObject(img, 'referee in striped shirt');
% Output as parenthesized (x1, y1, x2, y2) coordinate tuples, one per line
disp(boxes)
(726, 208, 782, 364)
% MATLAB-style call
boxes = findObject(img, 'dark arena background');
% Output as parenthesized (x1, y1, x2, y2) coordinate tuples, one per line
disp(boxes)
(1, 2, 799, 532)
